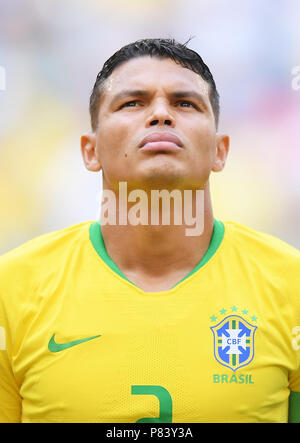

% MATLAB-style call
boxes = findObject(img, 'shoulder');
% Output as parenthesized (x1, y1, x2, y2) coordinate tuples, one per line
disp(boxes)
(223, 220, 300, 264)
(0, 221, 93, 267)
(0, 221, 94, 298)
(222, 220, 300, 314)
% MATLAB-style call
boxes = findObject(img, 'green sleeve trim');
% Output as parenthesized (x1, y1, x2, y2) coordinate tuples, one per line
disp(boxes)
(289, 391, 300, 423)
(89, 219, 224, 289)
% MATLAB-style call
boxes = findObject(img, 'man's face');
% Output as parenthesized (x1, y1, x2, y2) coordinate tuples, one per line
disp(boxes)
(82, 56, 229, 192)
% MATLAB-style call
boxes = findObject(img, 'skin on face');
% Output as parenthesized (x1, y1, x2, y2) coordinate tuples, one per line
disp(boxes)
(81, 56, 229, 193)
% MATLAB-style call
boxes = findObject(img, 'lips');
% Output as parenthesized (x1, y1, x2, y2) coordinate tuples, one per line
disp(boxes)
(139, 132, 183, 149)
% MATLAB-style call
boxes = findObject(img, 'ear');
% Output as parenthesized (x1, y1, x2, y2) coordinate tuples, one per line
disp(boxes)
(80, 133, 102, 172)
(212, 134, 230, 172)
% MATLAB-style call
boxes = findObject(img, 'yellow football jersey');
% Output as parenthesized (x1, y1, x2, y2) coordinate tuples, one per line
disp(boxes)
(0, 219, 300, 423)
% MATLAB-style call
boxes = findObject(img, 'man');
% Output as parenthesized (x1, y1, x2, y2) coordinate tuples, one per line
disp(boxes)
(0, 38, 299, 423)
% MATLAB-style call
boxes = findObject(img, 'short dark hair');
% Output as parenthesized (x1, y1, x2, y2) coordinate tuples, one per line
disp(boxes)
(89, 38, 220, 131)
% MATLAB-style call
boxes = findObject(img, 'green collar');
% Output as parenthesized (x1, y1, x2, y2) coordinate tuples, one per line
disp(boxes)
(89, 219, 224, 289)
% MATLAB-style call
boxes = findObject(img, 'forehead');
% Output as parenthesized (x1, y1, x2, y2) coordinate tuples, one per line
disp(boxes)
(101, 56, 210, 100)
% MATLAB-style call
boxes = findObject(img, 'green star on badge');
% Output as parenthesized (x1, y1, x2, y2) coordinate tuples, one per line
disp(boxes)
(220, 308, 227, 315)
(231, 306, 238, 312)
(251, 316, 258, 322)
(210, 315, 217, 322)
(242, 309, 248, 315)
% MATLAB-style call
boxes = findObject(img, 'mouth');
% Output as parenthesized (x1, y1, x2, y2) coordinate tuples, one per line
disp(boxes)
(139, 132, 183, 152)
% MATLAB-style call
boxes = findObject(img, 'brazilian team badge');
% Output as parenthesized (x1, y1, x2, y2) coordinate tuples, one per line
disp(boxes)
(210, 315, 257, 372)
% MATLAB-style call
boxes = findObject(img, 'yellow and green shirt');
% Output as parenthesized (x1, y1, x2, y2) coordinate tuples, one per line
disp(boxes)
(0, 220, 300, 423)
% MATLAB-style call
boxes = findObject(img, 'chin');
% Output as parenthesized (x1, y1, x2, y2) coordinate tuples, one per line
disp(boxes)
(132, 172, 185, 191)
(138, 161, 185, 183)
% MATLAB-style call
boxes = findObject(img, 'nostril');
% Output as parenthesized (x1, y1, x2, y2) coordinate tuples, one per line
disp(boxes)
(150, 119, 172, 126)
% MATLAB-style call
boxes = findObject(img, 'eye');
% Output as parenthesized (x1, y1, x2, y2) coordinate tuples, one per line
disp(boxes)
(177, 100, 197, 109)
(120, 100, 140, 109)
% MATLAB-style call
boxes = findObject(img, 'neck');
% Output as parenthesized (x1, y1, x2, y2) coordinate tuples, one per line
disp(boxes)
(99, 181, 215, 290)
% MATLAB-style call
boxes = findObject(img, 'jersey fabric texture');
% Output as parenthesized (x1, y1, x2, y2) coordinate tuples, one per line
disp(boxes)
(0, 220, 299, 423)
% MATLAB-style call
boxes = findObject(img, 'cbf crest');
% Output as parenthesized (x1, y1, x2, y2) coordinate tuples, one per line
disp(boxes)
(210, 315, 257, 372)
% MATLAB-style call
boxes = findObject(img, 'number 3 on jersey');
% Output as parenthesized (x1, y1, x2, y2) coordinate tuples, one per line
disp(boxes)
(131, 385, 173, 423)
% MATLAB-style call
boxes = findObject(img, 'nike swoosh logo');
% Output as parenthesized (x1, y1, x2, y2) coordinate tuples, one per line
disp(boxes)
(48, 333, 101, 353)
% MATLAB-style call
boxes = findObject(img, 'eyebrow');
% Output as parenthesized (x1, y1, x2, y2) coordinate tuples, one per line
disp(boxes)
(110, 89, 208, 108)
(172, 90, 208, 108)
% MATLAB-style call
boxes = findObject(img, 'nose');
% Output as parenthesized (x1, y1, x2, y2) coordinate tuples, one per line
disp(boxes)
(145, 99, 175, 128)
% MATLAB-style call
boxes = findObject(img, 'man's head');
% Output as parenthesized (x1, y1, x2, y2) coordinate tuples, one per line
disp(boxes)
(81, 38, 229, 192)
(89, 38, 220, 132)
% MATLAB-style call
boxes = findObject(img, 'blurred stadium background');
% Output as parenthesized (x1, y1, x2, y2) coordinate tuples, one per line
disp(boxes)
(0, 0, 299, 254)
